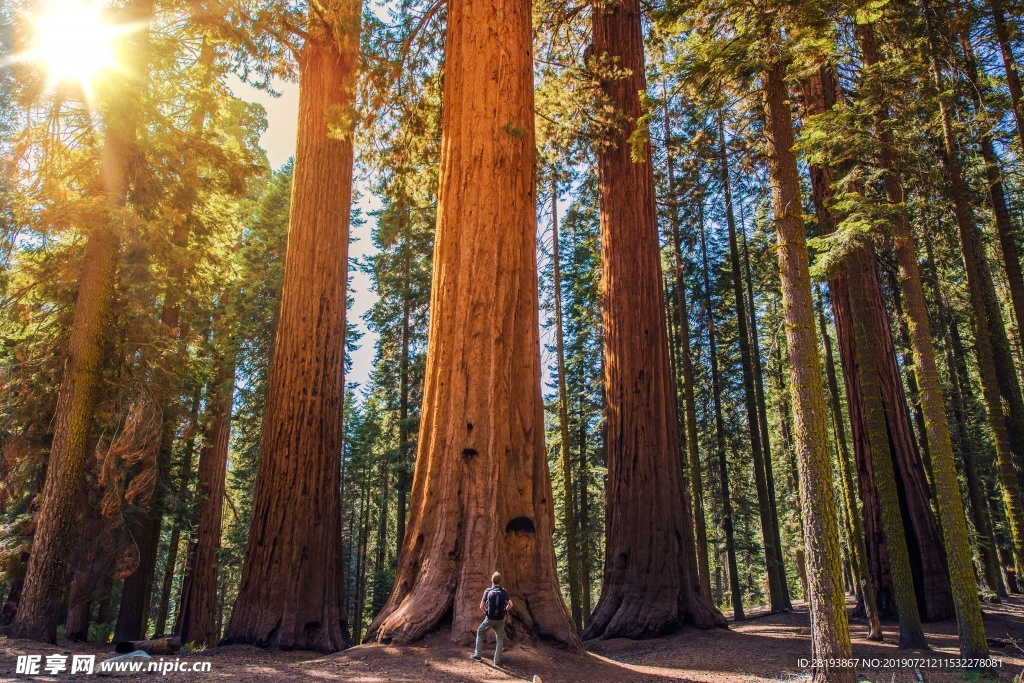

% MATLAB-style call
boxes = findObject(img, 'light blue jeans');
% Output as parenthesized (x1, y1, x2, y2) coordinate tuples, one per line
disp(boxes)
(473, 617, 506, 665)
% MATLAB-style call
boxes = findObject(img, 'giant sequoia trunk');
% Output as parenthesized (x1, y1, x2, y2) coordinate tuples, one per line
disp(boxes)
(861, 22, 989, 656)
(176, 328, 236, 647)
(803, 63, 953, 623)
(761, 44, 853, 683)
(845, 252, 928, 650)
(364, 0, 578, 647)
(6, 0, 152, 643)
(581, 0, 725, 640)
(221, 6, 360, 652)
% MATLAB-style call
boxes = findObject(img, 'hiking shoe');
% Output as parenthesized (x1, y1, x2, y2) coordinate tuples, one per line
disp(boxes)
(471, 655, 482, 662)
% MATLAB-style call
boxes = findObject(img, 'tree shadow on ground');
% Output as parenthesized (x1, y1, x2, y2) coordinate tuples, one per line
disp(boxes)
(0, 596, 1020, 682)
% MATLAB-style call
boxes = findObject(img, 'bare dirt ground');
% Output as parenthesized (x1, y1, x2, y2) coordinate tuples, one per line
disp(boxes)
(1, 596, 1021, 682)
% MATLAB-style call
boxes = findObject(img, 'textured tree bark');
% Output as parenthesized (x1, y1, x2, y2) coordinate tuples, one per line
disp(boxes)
(176, 333, 236, 647)
(697, 207, 744, 622)
(579, 399, 592, 621)
(364, 0, 578, 647)
(221, 4, 360, 652)
(718, 113, 789, 612)
(580, 0, 725, 640)
(804, 60, 952, 623)
(551, 175, 583, 631)
(941, 308, 1005, 597)
(663, 90, 712, 600)
(846, 252, 929, 650)
(6, 0, 152, 643)
(65, 600, 90, 642)
(395, 205, 412, 559)
(859, 21, 988, 655)
(761, 45, 854, 681)
(961, 35, 1024, 513)
(920, 0, 1024, 577)
(819, 299, 882, 641)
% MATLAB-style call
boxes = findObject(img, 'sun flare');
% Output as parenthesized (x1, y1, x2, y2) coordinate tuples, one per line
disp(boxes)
(26, 0, 122, 92)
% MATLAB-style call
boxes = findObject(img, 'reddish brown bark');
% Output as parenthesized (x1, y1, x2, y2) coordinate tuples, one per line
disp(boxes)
(364, 0, 578, 647)
(580, 0, 726, 640)
(803, 65, 952, 623)
(221, 6, 360, 652)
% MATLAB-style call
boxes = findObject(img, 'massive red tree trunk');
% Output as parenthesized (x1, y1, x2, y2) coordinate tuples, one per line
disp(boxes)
(803, 66, 953, 623)
(221, 5, 360, 653)
(582, 0, 726, 639)
(364, 0, 578, 647)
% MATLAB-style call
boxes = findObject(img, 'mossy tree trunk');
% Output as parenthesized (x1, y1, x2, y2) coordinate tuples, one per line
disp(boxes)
(761, 40, 854, 682)
(920, 0, 1024, 577)
(818, 297, 883, 641)
(859, 21, 989, 657)
(846, 252, 929, 650)
(805, 59, 953, 623)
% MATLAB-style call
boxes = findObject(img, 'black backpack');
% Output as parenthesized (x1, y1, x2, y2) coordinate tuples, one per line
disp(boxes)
(485, 587, 509, 620)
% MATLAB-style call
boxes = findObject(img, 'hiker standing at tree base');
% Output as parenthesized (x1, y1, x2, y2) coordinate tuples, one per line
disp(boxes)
(472, 572, 513, 666)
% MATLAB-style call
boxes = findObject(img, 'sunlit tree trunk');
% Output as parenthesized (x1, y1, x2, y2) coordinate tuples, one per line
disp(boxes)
(805, 59, 952, 623)
(7, 0, 153, 643)
(365, 0, 578, 646)
(761, 35, 854, 681)
(858, 21, 988, 656)
(222, 3, 361, 652)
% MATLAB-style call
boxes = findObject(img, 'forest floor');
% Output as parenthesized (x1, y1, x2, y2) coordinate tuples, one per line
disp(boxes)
(1, 596, 1022, 682)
